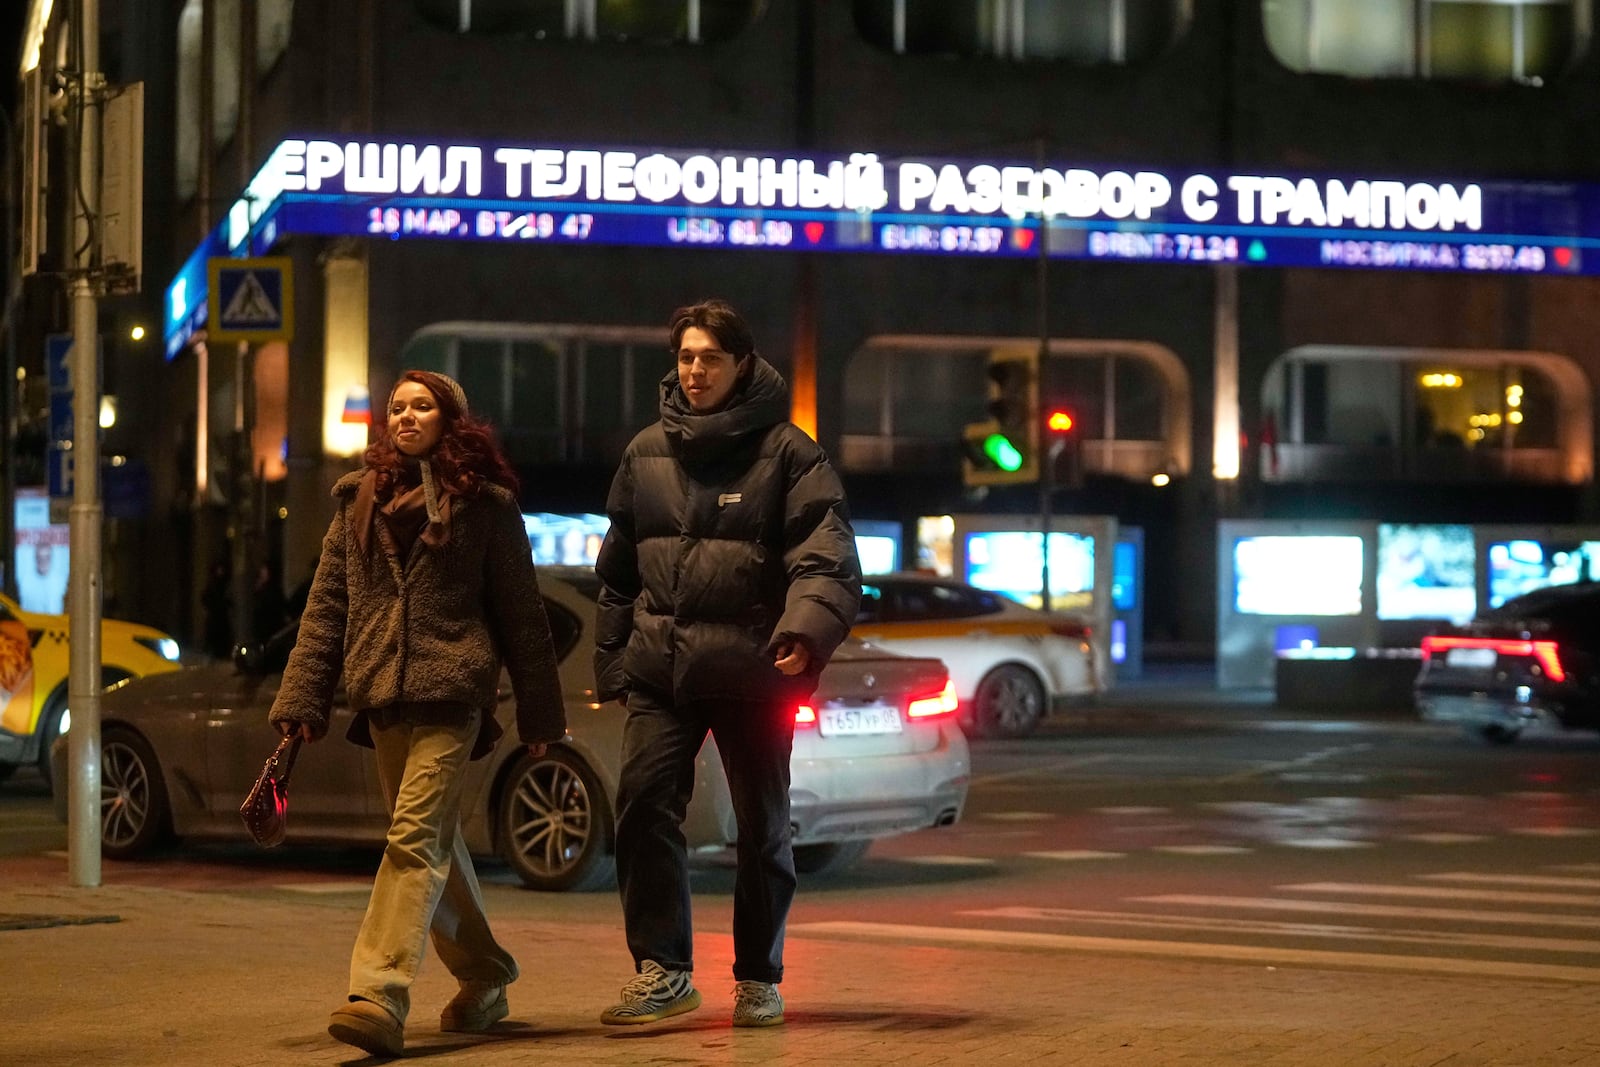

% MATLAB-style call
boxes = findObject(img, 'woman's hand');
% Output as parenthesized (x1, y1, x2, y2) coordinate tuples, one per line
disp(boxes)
(280, 722, 318, 743)
(526, 742, 549, 758)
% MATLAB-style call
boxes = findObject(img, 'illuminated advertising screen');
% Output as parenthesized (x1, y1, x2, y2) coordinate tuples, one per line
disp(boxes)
(853, 519, 902, 575)
(964, 531, 1095, 613)
(1233, 535, 1363, 616)
(170, 137, 1600, 356)
(1112, 539, 1138, 612)
(522, 512, 903, 575)
(523, 513, 609, 567)
(1376, 523, 1476, 624)
(13, 489, 70, 615)
(1487, 539, 1600, 608)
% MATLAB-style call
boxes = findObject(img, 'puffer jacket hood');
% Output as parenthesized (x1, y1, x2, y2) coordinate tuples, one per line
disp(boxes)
(658, 356, 789, 462)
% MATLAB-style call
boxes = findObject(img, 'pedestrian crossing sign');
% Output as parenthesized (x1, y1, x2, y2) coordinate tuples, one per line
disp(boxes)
(207, 256, 294, 343)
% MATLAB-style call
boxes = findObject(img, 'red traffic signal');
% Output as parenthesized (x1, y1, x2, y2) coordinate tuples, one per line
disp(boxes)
(1046, 409, 1075, 433)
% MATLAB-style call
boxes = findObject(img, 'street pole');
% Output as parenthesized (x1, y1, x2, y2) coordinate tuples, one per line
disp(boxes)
(67, 0, 105, 888)
(0, 105, 18, 602)
(230, 339, 256, 651)
(1036, 139, 1053, 613)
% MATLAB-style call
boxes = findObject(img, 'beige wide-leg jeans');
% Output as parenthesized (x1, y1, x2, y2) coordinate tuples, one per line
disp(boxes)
(348, 703, 518, 1022)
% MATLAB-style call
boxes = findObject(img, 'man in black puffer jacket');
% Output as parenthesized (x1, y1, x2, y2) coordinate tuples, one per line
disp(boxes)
(594, 299, 862, 1029)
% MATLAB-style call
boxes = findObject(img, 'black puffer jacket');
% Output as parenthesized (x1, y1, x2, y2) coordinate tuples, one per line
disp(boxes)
(594, 357, 862, 706)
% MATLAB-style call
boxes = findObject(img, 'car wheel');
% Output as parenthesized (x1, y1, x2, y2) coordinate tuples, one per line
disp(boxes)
(37, 670, 135, 791)
(35, 701, 69, 789)
(100, 727, 173, 860)
(972, 664, 1047, 739)
(792, 839, 871, 875)
(498, 747, 615, 892)
(1474, 723, 1523, 745)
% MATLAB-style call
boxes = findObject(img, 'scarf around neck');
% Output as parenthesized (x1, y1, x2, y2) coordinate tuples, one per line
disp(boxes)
(353, 461, 453, 558)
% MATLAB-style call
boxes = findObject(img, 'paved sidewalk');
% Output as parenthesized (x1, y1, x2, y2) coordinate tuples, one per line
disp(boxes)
(6, 878, 1598, 1066)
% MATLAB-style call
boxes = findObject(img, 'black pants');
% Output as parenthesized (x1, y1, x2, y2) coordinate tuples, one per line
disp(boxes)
(614, 688, 797, 984)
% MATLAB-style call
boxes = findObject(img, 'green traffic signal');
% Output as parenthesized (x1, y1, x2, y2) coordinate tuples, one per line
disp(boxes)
(983, 432, 1024, 472)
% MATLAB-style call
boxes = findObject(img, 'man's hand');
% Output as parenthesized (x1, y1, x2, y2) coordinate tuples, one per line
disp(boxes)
(774, 641, 810, 676)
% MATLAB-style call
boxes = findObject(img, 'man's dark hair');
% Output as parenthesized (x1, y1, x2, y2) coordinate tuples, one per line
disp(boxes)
(668, 299, 756, 360)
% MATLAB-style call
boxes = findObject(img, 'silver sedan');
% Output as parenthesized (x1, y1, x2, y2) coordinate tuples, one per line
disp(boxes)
(53, 573, 970, 890)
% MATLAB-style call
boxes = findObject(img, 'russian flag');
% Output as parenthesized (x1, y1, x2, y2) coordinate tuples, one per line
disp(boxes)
(341, 385, 372, 425)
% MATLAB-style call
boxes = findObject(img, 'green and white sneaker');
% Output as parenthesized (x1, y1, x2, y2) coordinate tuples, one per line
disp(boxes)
(600, 960, 702, 1025)
(732, 980, 784, 1027)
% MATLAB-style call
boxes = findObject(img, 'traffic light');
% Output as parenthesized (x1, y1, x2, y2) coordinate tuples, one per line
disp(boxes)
(1044, 406, 1083, 487)
(961, 348, 1038, 486)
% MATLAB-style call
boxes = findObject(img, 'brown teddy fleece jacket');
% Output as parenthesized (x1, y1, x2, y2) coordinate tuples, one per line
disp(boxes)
(269, 470, 566, 757)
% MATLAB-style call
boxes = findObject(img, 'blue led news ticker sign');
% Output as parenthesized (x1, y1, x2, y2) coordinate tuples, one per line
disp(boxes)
(167, 136, 1600, 356)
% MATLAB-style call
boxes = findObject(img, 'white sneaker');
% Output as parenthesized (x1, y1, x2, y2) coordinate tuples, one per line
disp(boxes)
(732, 980, 784, 1027)
(600, 960, 702, 1025)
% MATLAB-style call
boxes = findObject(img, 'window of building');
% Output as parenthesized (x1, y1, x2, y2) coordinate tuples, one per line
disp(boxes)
(855, 0, 1193, 62)
(259, 0, 295, 73)
(177, 1, 202, 200)
(177, 0, 284, 201)
(413, 0, 762, 43)
(1263, 0, 1592, 85)
(839, 337, 1188, 480)
(399, 323, 667, 465)
(1260, 346, 1586, 484)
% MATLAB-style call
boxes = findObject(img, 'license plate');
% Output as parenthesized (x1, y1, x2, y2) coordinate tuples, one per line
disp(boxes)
(818, 704, 904, 737)
(1445, 646, 1497, 669)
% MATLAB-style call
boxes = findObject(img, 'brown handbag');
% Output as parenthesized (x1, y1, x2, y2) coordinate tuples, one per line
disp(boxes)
(239, 732, 303, 848)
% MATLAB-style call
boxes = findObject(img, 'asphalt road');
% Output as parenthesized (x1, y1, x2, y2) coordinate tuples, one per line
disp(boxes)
(4, 704, 1599, 986)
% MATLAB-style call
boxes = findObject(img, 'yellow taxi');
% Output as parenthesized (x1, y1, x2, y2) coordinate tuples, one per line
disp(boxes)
(0, 591, 182, 786)
(852, 573, 1102, 739)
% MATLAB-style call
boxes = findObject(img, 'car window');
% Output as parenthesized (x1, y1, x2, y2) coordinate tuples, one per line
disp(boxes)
(1487, 584, 1600, 622)
(880, 581, 990, 621)
(545, 599, 581, 661)
(857, 584, 884, 624)
(972, 590, 1007, 615)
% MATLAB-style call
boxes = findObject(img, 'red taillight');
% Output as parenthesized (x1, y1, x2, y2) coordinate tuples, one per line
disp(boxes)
(1421, 635, 1566, 683)
(907, 679, 959, 720)
(795, 704, 817, 728)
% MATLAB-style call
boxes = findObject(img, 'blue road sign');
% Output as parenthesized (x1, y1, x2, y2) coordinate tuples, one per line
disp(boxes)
(48, 445, 73, 500)
(208, 256, 294, 342)
(47, 334, 71, 391)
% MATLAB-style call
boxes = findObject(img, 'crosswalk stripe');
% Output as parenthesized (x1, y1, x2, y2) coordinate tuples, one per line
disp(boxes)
(277, 881, 373, 894)
(977, 811, 1055, 822)
(1419, 873, 1600, 890)
(1093, 806, 1169, 815)
(1154, 845, 1252, 855)
(1138, 894, 1600, 927)
(786, 921, 1600, 983)
(959, 905, 1600, 954)
(1282, 881, 1600, 906)
(1276, 838, 1374, 849)
(1509, 827, 1599, 837)
(1024, 849, 1123, 861)
(1399, 833, 1487, 844)
(899, 855, 998, 867)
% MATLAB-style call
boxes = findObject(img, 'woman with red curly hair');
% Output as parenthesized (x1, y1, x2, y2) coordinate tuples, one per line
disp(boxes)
(270, 370, 566, 1057)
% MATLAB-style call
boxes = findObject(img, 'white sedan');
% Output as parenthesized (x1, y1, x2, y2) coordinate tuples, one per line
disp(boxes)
(851, 573, 1102, 738)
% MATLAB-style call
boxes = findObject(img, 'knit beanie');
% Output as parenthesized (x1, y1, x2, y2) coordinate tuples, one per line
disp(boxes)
(389, 371, 469, 527)
(389, 371, 468, 418)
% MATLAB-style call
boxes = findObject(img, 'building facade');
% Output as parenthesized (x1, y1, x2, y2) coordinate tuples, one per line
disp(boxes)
(12, 0, 1600, 652)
